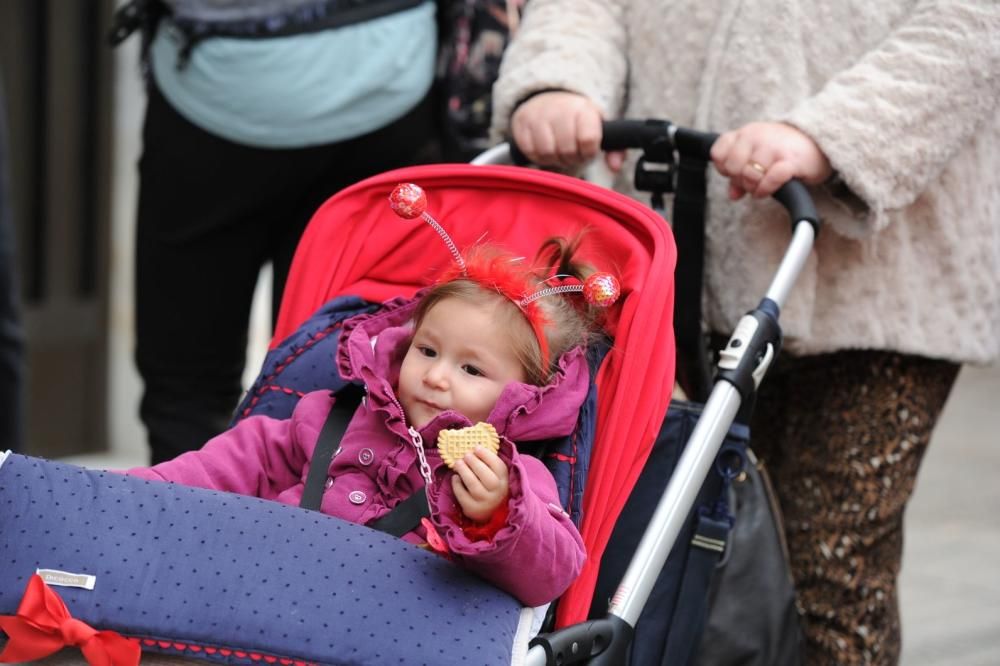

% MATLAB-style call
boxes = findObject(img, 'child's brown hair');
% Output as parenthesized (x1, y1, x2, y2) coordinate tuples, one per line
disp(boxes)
(414, 235, 602, 385)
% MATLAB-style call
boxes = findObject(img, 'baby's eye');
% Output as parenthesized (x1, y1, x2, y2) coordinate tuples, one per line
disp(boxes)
(462, 364, 485, 377)
(417, 345, 437, 358)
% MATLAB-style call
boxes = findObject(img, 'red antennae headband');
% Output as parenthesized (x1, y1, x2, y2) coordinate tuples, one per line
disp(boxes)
(388, 183, 620, 372)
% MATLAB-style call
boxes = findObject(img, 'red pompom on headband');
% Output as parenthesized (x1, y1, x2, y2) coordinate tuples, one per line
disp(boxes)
(519, 273, 621, 308)
(389, 183, 466, 273)
(389, 183, 621, 368)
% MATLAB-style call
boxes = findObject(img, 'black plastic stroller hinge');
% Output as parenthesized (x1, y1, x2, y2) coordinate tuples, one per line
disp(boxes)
(631, 120, 677, 210)
(634, 156, 676, 211)
(529, 616, 632, 665)
(715, 298, 782, 403)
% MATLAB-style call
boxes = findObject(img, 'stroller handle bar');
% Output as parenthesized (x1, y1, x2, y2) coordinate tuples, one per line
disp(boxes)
(484, 119, 821, 235)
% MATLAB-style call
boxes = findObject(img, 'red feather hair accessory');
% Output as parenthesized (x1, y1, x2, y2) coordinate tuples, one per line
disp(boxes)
(436, 251, 552, 371)
(389, 182, 620, 372)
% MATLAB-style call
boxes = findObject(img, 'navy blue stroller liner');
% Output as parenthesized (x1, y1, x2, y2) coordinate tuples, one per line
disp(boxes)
(232, 296, 376, 422)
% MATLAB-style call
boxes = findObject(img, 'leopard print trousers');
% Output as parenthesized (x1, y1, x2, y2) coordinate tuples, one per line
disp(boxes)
(750, 350, 959, 665)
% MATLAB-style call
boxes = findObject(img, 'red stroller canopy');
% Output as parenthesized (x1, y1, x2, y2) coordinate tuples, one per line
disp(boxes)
(273, 164, 676, 626)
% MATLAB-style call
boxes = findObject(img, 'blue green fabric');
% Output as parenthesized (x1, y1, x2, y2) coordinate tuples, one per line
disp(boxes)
(149, 1, 436, 148)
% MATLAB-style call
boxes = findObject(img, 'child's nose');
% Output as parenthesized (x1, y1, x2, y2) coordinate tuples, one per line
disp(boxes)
(423, 362, 449, 389)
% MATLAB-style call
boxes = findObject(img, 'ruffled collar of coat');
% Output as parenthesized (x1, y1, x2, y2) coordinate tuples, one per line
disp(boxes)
(335, 293, 591, 445)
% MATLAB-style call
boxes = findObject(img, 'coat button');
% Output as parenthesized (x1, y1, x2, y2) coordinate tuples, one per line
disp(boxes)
(324, 477, 334, 490)
(348, 490, 367, 505)
(358, 448, 375, 466)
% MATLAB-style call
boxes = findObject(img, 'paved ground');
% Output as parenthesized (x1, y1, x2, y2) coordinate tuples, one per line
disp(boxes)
(898, 363, 1000, 665)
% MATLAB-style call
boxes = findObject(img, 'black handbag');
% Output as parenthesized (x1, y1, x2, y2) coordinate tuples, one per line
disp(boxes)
(589, 401, 803, 665)
(695, 447, 803, 666)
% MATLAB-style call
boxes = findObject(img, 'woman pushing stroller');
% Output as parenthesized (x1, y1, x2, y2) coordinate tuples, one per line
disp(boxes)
(127, 184, 621, 608)
(492, 0, 1000, 662)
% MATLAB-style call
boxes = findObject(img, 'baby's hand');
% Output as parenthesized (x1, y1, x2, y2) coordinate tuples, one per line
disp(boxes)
(451, 446, 509, 523)
(710, 122, 833, 200)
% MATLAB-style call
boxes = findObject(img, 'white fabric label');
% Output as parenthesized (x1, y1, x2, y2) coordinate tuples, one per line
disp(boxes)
(36, 568, 96, 590)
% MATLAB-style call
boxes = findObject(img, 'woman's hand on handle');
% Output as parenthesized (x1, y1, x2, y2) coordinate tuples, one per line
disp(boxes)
(710, 122, 833, 200)
(511, 91, 625, 172)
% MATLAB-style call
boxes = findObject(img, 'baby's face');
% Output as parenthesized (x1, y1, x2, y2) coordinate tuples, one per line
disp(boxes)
(398, 297, 527, 429)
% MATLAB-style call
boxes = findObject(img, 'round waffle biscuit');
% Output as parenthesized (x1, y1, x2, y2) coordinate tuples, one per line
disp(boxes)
(437, 422, 500, 468)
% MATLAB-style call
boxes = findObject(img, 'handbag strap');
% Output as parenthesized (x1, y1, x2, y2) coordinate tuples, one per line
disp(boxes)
(661, 513, 731, 666)
(300, 393, 430, 537)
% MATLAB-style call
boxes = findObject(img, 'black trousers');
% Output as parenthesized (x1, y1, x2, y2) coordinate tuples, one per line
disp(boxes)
(135, 82, 440, 464)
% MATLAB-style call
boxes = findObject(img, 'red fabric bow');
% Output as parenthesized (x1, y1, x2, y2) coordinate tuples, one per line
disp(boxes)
(0, 575, 140, 666)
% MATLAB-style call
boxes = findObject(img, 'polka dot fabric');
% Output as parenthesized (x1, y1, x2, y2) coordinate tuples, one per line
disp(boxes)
(0, 454, 523, 665)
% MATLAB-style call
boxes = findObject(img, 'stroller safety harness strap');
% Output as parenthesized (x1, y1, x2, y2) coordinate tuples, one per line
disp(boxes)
(300, 393, 430, 537)
(368, 486, 430, 537)
(298, 392, 353, 512)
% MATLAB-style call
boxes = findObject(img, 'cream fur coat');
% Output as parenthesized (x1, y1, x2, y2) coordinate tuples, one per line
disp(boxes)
(492, 0, 1000, 364)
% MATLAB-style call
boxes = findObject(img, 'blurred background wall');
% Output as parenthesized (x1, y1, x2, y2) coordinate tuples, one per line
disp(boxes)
(0, 0, 115, 458)
(0, 0, 269, 464)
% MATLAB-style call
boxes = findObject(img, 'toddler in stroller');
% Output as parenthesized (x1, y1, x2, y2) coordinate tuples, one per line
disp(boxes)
(123, 184, 623, 607)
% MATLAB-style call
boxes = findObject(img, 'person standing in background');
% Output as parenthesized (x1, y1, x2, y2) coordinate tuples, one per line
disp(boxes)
(491, 1, 1000, 663)
(0, 76, 23, 453)
(436, 0, 524, 161)
(111, 0, 442, 464)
